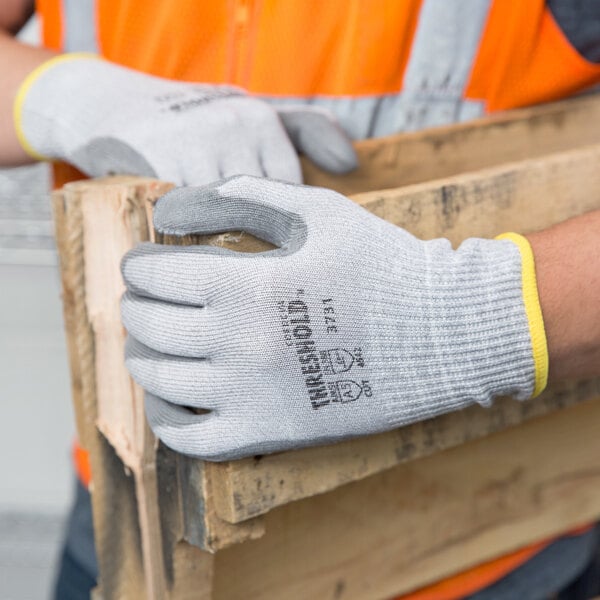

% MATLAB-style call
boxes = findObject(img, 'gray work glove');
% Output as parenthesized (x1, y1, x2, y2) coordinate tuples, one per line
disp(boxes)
(121, 177, 547, 461)
(15, 55, 357, 184)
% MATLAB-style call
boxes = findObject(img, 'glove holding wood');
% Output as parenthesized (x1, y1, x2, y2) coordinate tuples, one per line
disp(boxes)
(14, 54, 357, 185)
(120, 176, 548, 461)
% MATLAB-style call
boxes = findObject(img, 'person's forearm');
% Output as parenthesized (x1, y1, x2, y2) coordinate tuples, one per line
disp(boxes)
(0, 29, 57, 165)
(527, 209, 600, 382)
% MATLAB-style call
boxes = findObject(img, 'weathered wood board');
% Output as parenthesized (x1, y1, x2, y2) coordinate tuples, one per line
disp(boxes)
(302, 92, 600, 195)
(53, 179, 262, 599)
(212, 397, 600, 599)
(53, 181, 160, 597)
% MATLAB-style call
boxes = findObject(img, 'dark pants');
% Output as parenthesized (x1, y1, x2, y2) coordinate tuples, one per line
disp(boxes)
(52, 481, 600, 600)
(52, 481, 97, 600)
(465, 528, 600, 600)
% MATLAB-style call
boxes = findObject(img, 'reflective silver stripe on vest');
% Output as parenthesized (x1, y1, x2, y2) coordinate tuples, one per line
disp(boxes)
(400, 0, 491, 130)
(264, 0, 492, 139)
(264, 94, 486, 140)
(62, 0, 98, 53)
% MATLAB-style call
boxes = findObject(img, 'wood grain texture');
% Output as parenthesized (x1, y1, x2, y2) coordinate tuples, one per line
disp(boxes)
(75, 178, 171, 597)
(52, 178, 261, 600)
(53, 183, 152, 598)
(213, 397, 600, 599)
(353, 143, 600, 242)
(302, 93, 600, 195)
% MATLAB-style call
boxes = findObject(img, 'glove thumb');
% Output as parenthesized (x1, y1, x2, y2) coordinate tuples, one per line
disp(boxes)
(276, 106, 358, 174)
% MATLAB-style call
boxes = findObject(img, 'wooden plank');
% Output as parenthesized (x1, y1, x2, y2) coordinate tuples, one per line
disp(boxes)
(77, 179, 162, 469)
(155, 443, 216, 600)
(302, 93, 600, 195)
(53, 186, 150, 598)
(72, 178, 171, 597)
(58, 174, 263, 536)
(52, 179, 263, 600)
(211, 143, 600, 523)
(76, 397, 600, 599)
(352, 143, 600, 243)
(212, 397, 600, 599)
(213, 380, 600, 524)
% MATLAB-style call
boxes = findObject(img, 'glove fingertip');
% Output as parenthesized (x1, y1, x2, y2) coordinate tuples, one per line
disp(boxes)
(320, 141, 359, 174)
(153, 184, 221, 235)
(279, 108, 358, 174)
(120, 243, 151, 286)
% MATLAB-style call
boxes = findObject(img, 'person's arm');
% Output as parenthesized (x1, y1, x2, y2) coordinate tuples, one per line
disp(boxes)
(527, 209, 600, 382)
(0, 2, 58, 165)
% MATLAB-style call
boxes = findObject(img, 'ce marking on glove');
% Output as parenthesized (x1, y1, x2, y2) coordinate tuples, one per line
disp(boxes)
(322, 348, 366, 374)
(330, 380, 374, 403)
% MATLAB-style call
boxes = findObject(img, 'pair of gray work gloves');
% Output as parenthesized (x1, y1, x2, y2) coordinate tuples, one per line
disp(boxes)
(20, 57, 545, 460)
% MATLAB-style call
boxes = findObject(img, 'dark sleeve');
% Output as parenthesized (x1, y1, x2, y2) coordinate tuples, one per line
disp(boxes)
(547, 0, 600, 63)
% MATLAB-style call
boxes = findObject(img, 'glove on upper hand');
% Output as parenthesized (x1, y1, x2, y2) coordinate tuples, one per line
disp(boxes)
(120, 176, 547, 461)
(15, 55, 357, 185)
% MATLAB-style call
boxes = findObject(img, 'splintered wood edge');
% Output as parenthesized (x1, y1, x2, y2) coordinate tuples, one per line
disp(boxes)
(53, 183, 155, 595)
(51, 189, 93, 449)
(76, 176, 173, 470)
(55, 177, 261, 565)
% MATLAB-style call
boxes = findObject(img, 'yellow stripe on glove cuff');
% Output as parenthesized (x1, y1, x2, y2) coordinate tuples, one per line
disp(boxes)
(13, 52, 98, 161)
(496, 232, 549, 398)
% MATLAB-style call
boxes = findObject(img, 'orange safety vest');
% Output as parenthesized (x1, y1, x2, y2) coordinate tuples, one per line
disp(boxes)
(38, 0, 600, 139)
(36, 1, 600, 598)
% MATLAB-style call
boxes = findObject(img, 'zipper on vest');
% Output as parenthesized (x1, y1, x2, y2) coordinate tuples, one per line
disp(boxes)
(231, 0, 251, 85)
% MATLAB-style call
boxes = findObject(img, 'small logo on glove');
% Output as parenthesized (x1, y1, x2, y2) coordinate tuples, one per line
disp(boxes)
(331, 379, 373, 403)
(324, 347, 365, 373)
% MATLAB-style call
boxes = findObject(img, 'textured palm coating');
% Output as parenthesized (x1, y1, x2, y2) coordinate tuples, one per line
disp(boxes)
(121, 176, 535, 461)
(19, 57, 357, 185)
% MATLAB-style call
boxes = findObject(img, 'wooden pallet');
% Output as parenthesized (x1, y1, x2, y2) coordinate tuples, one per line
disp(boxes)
(53, 94, 600, 599)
